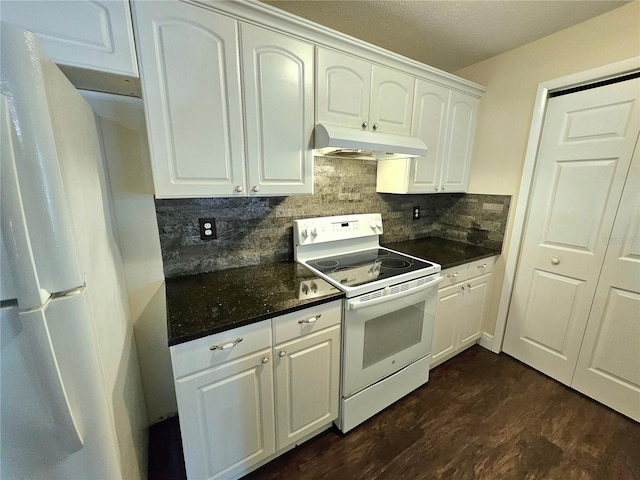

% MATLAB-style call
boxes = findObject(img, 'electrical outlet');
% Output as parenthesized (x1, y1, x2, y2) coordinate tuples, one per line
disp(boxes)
(199, 218, 217, 241)
(413, 206, 420, 220)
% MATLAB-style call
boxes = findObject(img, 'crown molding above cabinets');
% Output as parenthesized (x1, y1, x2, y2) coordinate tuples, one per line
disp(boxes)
(134, 0, 485, 198)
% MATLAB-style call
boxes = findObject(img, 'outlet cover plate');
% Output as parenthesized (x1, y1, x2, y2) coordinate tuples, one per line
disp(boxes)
(199, 218, 217, 240)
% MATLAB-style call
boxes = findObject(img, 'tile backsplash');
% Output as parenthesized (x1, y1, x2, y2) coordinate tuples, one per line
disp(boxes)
(155, 157, 511, 278)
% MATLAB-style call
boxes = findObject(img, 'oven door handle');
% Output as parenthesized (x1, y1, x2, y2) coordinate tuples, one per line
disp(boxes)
(347, 275, 443, 311)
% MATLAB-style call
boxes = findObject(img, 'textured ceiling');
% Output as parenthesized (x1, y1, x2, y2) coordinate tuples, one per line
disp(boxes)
(262, 1, 630, 72)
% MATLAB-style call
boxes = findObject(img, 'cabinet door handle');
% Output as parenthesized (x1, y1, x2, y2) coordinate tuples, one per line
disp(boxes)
(441, 186, 446, 191)
(362, 121, 368, 129)
(467, 283, 472, 289)
(298, 313, 321, 324)
(234, 185, 244, 193)
(372, 122, 379, 131)
(252, 185, 260, 193)
(551, 257, 560, 266)
(261, 356, 269, 364)
(447, 273, 458, 279)
(279, 350, 286, 358)
(210, 337, 243, 351)
(478, 263, 487, 269)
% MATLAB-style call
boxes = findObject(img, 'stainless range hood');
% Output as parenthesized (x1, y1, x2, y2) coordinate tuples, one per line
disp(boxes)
(313, 123, 427, 160)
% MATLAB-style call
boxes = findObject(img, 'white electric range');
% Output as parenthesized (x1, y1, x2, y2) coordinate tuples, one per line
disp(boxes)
(293, 213, 442, 432)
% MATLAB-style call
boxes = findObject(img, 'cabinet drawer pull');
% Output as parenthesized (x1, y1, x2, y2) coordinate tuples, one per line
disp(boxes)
(478, 263, 487, 269)
(447, 273, 458, 279)
(210, 337, 243, 351)
(261, 356, 269, 364)
(279, 350, 286, 357)
(298, 313, 321, 324)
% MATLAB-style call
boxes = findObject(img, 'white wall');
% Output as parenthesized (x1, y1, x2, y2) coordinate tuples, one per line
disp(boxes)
(454, 1, 640, 337)
(83, 92, 177, 424)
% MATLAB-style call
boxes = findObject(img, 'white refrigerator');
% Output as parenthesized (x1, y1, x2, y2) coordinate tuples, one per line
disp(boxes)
(1, 23, 148, 479)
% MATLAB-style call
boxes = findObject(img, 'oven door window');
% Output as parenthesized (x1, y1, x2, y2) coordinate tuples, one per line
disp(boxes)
(363, 304, 424, 368)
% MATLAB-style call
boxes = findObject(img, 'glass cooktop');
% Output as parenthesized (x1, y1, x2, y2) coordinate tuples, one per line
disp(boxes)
(306, 248, 436, 288)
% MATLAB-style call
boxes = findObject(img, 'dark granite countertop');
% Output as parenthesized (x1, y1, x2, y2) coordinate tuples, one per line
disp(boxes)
(383, 237, 501, 269)
(166, 238, 499, 346)
(166, 262, 344, 346)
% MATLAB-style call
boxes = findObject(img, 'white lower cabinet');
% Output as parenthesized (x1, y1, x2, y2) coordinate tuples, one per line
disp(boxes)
(274, 325, 340, 450)
(171, 300, 341, 479)
(431, 257, 495, 368)
(175, 348, 276, 480)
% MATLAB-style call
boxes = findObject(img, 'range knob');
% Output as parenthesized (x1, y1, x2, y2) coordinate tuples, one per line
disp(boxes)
(311, 227, 318, 237)
(301, 228, 309, 238)
(376, 220, 383, 230)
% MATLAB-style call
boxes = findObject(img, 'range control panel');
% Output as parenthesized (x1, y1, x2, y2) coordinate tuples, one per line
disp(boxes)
(294, 213, 383, 246)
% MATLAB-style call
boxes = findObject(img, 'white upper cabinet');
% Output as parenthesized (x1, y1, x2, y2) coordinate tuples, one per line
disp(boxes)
(133, 2, 314, 198)
(376, 80, 479, 194)
(370, 65, 415, 135)
(441, 91, 479, 192)
(240, 24, 314, 196)
(317, 48, 414, 136)
(316, 49, 371, 131)
(1, 0, 138, 77)
(133, 1, 246, 198)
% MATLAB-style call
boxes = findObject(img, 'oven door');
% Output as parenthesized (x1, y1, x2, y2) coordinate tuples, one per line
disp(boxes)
(342, 275, 442, 398)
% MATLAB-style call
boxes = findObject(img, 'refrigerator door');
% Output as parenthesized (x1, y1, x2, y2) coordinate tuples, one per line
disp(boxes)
(0, 24, 84, 309)
(1, 290, 121, 480)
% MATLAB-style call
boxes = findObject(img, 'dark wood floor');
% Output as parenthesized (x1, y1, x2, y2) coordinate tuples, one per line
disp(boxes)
(149, 346, 640, 480)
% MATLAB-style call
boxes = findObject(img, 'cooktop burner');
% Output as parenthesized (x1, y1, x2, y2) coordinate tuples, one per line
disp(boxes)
(307, 248, 435, 288)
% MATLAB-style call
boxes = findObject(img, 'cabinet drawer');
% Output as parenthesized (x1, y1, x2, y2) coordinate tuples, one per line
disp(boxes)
(440, 264, 469, 287)
(273, 300, 342, 344)
(171, 320, 272, 379)
(467, 256, 496, 279)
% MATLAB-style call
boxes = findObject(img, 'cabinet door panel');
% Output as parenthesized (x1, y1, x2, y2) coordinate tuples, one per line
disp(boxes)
(409, 80, 450, 193)
(432, 284, 463, 367)
(459, 273, 491, 348)
(241, 24, 313, 195)
(441, 91, 478, 192)
(370, 65, 414, 136)
(133, 2, 245, 198)
(2, 0, 138, 76)
(317, 48, 371, 130)
(175, 349, 275, 480)
(274, 325, 340, 450)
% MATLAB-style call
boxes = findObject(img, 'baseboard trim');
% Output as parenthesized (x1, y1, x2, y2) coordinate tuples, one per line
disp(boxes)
(478, 333, 494, 351)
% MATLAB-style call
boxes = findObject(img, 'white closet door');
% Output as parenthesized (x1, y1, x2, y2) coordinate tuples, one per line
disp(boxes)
(503, 78, 640, 385)
(571, 137, 640, 421)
